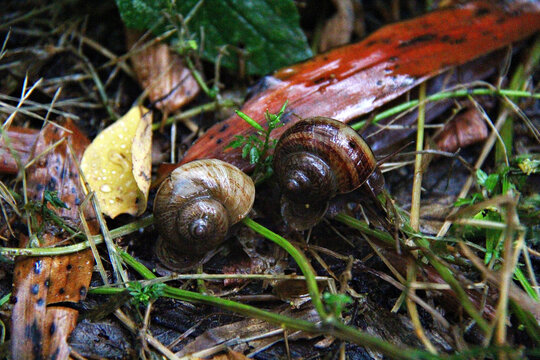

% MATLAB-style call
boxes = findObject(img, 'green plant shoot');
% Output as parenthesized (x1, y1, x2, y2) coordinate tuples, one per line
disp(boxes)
(227, 101, 288, 181)
(323, 292, 353, 317)
(128, 281, 165, 306)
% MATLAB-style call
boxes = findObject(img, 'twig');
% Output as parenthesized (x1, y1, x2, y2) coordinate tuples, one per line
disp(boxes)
(153, 99, 237, 130)
(410, 82, 426, 231)
(115, 309, 181, 360)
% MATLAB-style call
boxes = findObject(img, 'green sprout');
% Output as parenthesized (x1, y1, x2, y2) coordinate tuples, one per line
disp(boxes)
(452, 162, 539, 299)
(227, 100, 288, 182)
(24, 190, 76, 242)
(43, 190, 70, 210)
(323, 292, 353, 317)
(128, 281, 165, 306)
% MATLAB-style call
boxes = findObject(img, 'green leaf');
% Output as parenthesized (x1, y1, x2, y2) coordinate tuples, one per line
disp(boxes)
(484, 174, 499, 193)
(242, 143, 251, 159)
(43, 190, 70, 210)
(454, 193, 483, 207)
(226, 136, 246, 149)
(249, 146, 260, 164)
(323, 292, 353, 316)
(454, 198, 474, 207)
(115, 0, 170, 30)
(476, 169, 488, 186)
(128, 282, 165, 306)
(236, 110, 265, 132)
(115, 0, 312, 75)
(251, 136, 263, 146)
(514, 267, 539, 301)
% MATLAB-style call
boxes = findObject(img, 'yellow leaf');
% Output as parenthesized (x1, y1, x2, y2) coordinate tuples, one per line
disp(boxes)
(81, 106, 152, 218)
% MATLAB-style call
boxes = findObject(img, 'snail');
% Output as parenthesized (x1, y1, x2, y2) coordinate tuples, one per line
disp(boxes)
(153, 159, 255, 271)
(273, 117, 384, 230)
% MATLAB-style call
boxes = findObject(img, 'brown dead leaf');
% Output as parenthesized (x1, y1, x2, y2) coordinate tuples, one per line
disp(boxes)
(177, 306, 320, 357)
(11, 120, 96, 360)
(126, 30, 200, 114)
(435, 107, 488, 152)
(81, 106, 152, 218)
(319, 0, 354, 52)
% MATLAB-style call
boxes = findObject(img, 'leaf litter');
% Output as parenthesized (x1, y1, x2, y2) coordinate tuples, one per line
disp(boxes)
(0, 0, 535, 357)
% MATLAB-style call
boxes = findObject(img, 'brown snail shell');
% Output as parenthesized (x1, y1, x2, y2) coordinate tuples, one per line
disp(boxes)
(154, 159, 255, 270)
(273, 117, 383, 230)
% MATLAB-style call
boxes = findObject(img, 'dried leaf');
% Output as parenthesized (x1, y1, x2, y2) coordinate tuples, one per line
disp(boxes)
(435, 108, 488, 152)
(81, 106, 152, 218)
(177, 306, 320, 357)
(126, 30, 200, 114)
(319, 0, 354, 52)
(11, 120, 96, 360)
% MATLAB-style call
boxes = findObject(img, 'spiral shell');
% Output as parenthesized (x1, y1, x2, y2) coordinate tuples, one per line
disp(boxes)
(273, 117, 381, 230)
(154, 159, 255, 270)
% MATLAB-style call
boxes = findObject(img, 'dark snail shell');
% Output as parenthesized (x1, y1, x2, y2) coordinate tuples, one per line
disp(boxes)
(154, 159, 255, 270)
(273, 116, 382, 230)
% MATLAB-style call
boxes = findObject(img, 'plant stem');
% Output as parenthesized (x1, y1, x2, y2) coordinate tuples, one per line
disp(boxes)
(416, 247, 490, 333)
(410, 82, 426, 232)
(118, 250, 424, 360)
(0, 293, 10, 307)
(185, 57, 216, 98)
(152, 99, 237, 130)
(0, 215, 154, 257)
(335, 212, 491, 333)
(495, 37, 540, 164)
(350, 87, 540, 131)
(334, 213, 394, 246)
(241, 217, 327, 318)
(253, 122, 272, 178)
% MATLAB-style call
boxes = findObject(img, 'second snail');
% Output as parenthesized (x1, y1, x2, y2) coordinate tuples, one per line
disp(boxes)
(273, 117, 384, 231)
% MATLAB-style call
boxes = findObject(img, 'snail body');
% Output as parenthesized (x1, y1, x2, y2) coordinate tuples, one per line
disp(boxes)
(273, 117, 383, 230)
(154, 159, 255, 270)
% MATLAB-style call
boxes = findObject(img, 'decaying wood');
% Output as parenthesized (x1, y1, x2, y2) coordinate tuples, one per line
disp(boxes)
(169, 0, 539, 174)
(10, 120, 97, 360)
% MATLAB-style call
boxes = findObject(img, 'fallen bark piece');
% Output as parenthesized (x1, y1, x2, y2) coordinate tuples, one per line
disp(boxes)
(10, 120, 98, 360)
